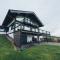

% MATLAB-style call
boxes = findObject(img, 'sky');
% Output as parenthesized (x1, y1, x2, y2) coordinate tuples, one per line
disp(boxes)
(0, 0, 60, 36)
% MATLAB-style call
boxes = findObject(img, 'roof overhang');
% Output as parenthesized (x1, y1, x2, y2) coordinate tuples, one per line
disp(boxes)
(2, 9, 44, 27)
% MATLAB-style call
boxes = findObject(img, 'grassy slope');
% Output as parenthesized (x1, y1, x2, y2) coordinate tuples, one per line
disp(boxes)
(0, 35, 60, 60)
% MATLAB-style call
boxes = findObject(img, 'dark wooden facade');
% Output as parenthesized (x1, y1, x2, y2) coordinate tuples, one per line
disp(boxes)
(1, 9, 51, 48)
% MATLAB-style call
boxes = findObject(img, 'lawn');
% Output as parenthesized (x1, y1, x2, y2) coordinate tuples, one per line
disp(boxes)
(0, 35, 60, 60)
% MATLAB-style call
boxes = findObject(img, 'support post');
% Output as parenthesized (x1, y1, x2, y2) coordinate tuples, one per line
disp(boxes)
(37, 28, 39, 43)
(30, 27, 32, 31)
(23, 16, 25, 30)
(49, 32, 51, 42)
(46, 31, 48, 42)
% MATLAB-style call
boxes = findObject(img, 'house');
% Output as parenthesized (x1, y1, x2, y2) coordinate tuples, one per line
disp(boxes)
(1, 9, 50, 48)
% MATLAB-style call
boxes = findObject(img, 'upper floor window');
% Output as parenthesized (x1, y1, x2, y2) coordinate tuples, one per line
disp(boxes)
(33, 23, 39, 27)
(25, 17, 31, 23)
(0, 29, 4, 32)
(28, 18, 30, 23)
(16, 16, 24, 22)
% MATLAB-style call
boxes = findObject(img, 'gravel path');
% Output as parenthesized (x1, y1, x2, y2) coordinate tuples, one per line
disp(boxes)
(40, 42, 60, 46)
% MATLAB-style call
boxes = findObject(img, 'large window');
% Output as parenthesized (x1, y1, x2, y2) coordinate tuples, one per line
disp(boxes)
(24, 26, 30, 31)
(0, 29, 4, 32)
(16, 16, 24, 22)
(25, 17, 39, 27)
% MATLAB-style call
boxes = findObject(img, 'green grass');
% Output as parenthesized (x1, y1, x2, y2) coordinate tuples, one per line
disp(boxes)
(0, 35, 60, 60)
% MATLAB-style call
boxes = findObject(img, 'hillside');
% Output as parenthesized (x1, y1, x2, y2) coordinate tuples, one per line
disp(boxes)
(0, 35, 60, 60)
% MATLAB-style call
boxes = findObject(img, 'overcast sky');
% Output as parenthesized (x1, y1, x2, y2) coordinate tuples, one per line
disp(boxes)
(0, 0, 60, 36)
